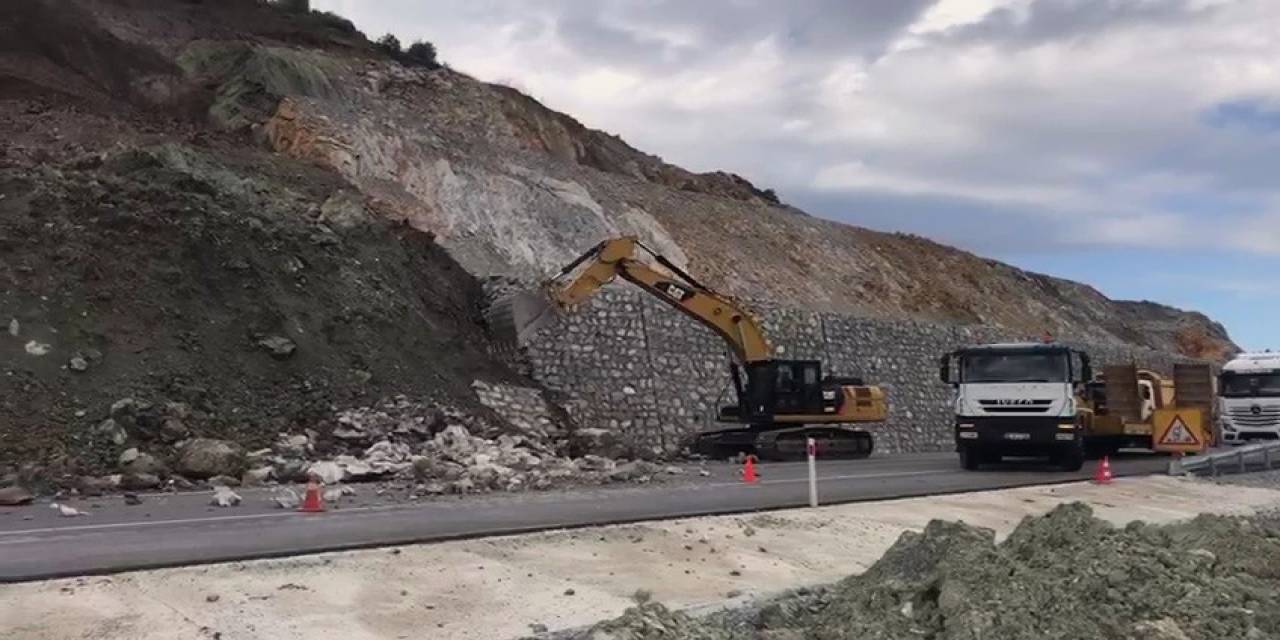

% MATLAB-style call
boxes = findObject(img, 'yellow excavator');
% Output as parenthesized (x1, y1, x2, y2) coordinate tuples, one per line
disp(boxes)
(484, 236, 888, 460)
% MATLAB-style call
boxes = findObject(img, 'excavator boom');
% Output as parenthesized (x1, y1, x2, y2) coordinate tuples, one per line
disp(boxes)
(486, 237, 772, 363)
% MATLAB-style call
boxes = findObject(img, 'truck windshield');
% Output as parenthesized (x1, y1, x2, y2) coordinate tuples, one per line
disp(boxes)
(1220, 372, 1280, 398)
(961, 353, 1069, 383)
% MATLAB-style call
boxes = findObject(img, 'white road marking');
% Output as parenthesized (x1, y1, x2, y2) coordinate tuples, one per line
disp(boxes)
(703, 468, 953, 489)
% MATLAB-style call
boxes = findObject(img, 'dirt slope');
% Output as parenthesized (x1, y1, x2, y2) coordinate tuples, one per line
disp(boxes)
(0, 1, 529, 475)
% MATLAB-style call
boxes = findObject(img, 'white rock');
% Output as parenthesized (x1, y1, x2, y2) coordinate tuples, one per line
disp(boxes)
(210, 486, 242, 507)
(241, 466, 275, 486)
(338, 457, 376, 479)
(272, 488, 301, 509)
(307, 461, 347, 484)
(119, 448, 140, 466)
(24, 340, 51, 356)
(51, 503, 88, 517)
(7, 318, 17, 336)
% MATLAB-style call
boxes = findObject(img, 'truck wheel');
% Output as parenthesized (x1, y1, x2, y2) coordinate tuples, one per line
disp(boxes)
(1055, 442, 1085, 472)
(959, 445, 982, 471)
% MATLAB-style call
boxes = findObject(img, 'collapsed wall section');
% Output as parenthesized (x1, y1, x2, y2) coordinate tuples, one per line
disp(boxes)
(520, 294, 1201, 459)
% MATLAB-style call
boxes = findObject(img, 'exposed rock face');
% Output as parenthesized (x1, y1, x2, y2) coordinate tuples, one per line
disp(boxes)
(246, 48, 1233, 358)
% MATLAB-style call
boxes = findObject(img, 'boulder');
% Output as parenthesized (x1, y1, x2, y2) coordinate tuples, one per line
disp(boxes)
(307, 460, 347, 484)
(160, 418, 190, 442)
(94, 419, 129, 446)
(363, 441, 413, 475)
(330, 455, 376, 480)
(121, 451, 166, 477)
(176, 439, 246, 479)
(0, 486, 34, 506)
(241, 466, 275, 487)
(274, 433, 310, 457)
(210, 486, 242, 507)
(257, 335, 297, 359)
(118, 448, 140, 466)
(579, 455, 616, 473)
(110, 398, 140, 417)
(77, 475, 120, 496)
(571, 427, 628, 458)
(332, 426, 368, 441)
(208, 474, 241, 488)
(609, 461, 642, 482)
(433, 425, 479, 459)
(272, 487, 301, 509)
(120, 473, 162, 490)
(274, 458, 311, 482)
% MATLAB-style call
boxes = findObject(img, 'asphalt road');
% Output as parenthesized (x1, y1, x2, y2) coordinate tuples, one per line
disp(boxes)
(0, 451, 1171, 582)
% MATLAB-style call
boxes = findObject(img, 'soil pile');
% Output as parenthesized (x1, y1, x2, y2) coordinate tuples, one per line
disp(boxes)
(565, 504, 1280, 639)
(0, 140, 528, 487)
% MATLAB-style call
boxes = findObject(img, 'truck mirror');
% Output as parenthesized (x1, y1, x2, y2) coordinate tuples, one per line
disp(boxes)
(939, 354, 954, 385)
(1078, 354, 1093, 383)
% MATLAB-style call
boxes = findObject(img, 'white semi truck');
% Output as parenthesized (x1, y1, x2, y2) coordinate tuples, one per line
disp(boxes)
(1218, 351, 1280, 443)
(939, 342, 1091, 471)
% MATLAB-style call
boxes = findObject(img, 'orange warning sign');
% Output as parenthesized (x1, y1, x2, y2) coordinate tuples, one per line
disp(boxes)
(1153, 408, 1207, 454)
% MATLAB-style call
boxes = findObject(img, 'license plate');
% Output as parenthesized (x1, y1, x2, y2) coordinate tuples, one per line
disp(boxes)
(1004, 432, 1031, 440)
(1123, 424, 1149, 435)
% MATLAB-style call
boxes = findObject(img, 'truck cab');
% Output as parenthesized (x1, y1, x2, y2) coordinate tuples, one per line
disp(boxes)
(1218, 352, 1280, 443)
(940, 343, 1090, 471)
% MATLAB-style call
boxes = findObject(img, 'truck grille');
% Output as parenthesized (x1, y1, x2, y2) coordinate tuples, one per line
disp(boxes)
(1228, 404, 1280, 429)
(978, 400, 1053, 414)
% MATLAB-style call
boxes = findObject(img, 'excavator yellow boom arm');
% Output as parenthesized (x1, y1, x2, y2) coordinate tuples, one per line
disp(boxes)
(542, 237, 773, 364)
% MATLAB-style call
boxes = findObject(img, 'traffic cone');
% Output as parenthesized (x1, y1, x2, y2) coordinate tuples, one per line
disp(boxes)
(1093, 456, 1113, 485)
(299, 477, 326, 512)
(742, 455, 759, 484)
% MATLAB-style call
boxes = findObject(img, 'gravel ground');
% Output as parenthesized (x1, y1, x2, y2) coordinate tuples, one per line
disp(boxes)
(1204, 468, 1280, 491)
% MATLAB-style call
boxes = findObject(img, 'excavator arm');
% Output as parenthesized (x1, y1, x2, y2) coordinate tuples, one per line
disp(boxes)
(542, 237, 772, 364)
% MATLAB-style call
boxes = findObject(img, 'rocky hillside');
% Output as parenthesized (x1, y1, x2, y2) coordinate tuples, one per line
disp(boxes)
(0, 1, 1236, 478)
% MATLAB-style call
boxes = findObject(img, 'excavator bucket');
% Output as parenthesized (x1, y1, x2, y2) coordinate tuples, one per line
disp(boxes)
(483, 288, 561, 347)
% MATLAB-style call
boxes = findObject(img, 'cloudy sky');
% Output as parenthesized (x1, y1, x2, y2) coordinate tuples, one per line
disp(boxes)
(315, 0, 1280, 350)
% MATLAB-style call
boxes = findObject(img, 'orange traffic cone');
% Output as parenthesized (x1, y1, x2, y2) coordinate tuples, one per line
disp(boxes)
(742, 455, 759, 484)
(299, 477, 326, 512)
(1093, 456, 1113, 485)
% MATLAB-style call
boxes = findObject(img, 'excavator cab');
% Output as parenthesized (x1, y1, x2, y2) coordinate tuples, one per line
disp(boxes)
(724, 360, 827, 420)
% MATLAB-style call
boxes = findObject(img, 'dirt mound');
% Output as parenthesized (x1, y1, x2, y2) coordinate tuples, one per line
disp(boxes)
(0, 142, 525, 482)
(566, 504, 1280, 640)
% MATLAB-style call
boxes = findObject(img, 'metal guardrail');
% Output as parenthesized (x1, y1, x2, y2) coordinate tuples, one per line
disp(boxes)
(1169, 441, 1280, 477)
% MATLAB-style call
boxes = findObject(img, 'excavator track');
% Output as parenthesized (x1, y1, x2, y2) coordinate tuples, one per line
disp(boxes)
(694, 426, 874, 461)
(756, 426, 874, 461)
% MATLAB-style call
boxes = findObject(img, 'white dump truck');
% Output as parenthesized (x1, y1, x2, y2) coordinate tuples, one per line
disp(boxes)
(1218, 351, 1280, 444)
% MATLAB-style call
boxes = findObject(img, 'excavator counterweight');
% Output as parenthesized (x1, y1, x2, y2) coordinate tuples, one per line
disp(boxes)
(482, 236, 889, 460)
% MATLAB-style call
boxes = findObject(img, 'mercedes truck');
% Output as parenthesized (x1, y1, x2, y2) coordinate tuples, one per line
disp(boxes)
(1218, 351, 1280, 443)
(940, 342, 1091, 471)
